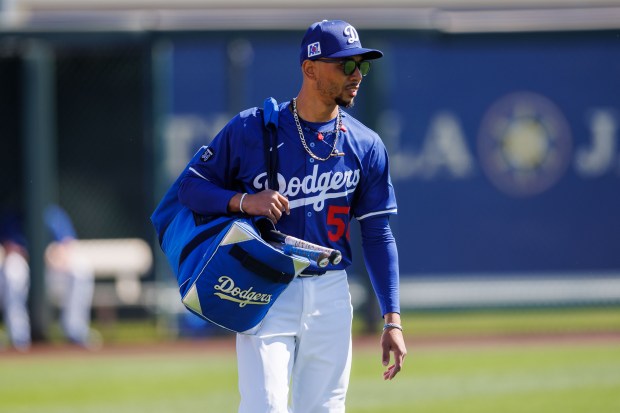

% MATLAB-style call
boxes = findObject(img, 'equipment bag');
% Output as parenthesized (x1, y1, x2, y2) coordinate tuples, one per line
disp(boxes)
(151, 98, 310, 334)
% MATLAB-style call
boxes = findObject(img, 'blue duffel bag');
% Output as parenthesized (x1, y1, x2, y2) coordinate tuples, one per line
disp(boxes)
(150, 98, 310, 334)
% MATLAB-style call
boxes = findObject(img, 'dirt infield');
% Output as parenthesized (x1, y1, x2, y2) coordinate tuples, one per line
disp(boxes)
(3, 330, 620, 359)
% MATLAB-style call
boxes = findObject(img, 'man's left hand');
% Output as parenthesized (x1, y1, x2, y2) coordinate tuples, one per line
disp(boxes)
(380, 316, 407, 380)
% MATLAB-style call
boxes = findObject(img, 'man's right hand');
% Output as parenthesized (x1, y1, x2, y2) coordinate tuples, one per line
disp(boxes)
(229, 190, 290, 223)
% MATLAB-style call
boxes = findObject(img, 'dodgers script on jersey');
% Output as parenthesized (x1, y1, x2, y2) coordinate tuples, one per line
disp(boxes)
(183, 100, 397, 272)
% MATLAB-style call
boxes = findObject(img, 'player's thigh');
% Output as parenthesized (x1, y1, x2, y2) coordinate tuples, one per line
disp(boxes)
(237, 333, 295, 413)
(291, 271, 353, 412)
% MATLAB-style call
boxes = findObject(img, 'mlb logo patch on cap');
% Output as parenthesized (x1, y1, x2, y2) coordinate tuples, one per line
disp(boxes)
(308, 42, 321, 58)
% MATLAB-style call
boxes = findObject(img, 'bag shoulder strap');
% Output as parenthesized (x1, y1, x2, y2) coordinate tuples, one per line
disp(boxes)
(262, 97, 279, 190)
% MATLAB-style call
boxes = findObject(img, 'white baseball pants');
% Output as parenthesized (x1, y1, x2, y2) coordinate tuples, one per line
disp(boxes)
(46, 249, 95, 345)
(236, 269, 353, 413)
(0, 251, 31, 350)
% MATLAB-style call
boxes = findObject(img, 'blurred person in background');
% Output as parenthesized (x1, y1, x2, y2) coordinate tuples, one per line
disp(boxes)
(0, 204, 97, 351)
(43, 204, 98, 348)
(0, 210, 31, 351)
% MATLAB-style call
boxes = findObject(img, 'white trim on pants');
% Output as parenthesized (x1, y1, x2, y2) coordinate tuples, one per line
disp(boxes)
(236, 269, 353, 413)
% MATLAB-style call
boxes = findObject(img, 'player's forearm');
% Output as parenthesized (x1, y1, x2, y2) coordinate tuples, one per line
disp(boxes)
(360, 215, 401, 315)
(364, 240, 400, 315)
(383, 312, 401, 325)
(228, 192, 244, 214)
(178, 175, 237, 216)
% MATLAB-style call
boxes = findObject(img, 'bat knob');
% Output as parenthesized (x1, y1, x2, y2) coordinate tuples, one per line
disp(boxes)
(329, 251, 342, 265)
(318, 256, 330, 267)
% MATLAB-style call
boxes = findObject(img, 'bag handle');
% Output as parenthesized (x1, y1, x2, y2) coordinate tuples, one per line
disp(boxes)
(229, 244, 293, 284)
(262, 97, 279, 190)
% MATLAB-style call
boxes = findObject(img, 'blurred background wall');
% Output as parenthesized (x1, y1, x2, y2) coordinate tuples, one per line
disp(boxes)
(1, 0, 619, 338)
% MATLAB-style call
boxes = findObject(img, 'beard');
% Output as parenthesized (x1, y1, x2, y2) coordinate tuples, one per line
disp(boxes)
(316, 78, 356, 108)
(336, 96, 355, 108)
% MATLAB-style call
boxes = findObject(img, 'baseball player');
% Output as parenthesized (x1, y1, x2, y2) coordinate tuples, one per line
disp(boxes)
(43, 205, 96, 347)
(0, 211, 31, 351)
(178, 20, 406, 412)
(0, 205, 96, 350)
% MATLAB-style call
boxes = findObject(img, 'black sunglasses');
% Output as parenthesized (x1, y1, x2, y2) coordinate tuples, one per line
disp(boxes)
(318, 58, 371, 76)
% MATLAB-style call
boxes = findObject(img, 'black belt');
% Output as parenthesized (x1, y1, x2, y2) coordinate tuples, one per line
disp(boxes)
(299, 269, 327, 277)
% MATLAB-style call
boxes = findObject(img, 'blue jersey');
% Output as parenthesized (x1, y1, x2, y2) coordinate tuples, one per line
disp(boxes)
(0, 205, 76, 248)
(0, 211, 27, 248)
(180, 100, 397, 273)
(44, 205, 77, 242)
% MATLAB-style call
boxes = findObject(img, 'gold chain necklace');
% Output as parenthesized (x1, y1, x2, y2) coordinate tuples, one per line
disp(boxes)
(292, 98, 342, 161)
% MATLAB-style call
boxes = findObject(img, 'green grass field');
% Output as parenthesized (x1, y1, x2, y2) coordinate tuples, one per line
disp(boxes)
(1, 307, 619, 412)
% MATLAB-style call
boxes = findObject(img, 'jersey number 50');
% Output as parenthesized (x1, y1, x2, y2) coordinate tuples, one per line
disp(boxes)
(327, 206, 350, 242)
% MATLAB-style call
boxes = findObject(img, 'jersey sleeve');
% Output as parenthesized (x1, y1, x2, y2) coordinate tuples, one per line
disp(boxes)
(44, 204, 77, 241)
(360, 215, 400, 315)
(353, 139, 397, 221)
(178, 114, 248, 216)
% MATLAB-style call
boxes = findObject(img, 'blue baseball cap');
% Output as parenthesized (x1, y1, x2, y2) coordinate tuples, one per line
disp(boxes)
(300, 20, 383, 65)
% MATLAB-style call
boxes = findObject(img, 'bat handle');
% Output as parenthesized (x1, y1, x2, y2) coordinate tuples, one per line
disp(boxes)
(281, 244, 329, 267)
(328, 250, 342, 265)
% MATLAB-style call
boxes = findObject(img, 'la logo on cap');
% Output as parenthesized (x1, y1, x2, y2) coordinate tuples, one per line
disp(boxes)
(344, 25, 360, 44)
(308, 42, 321, 58)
